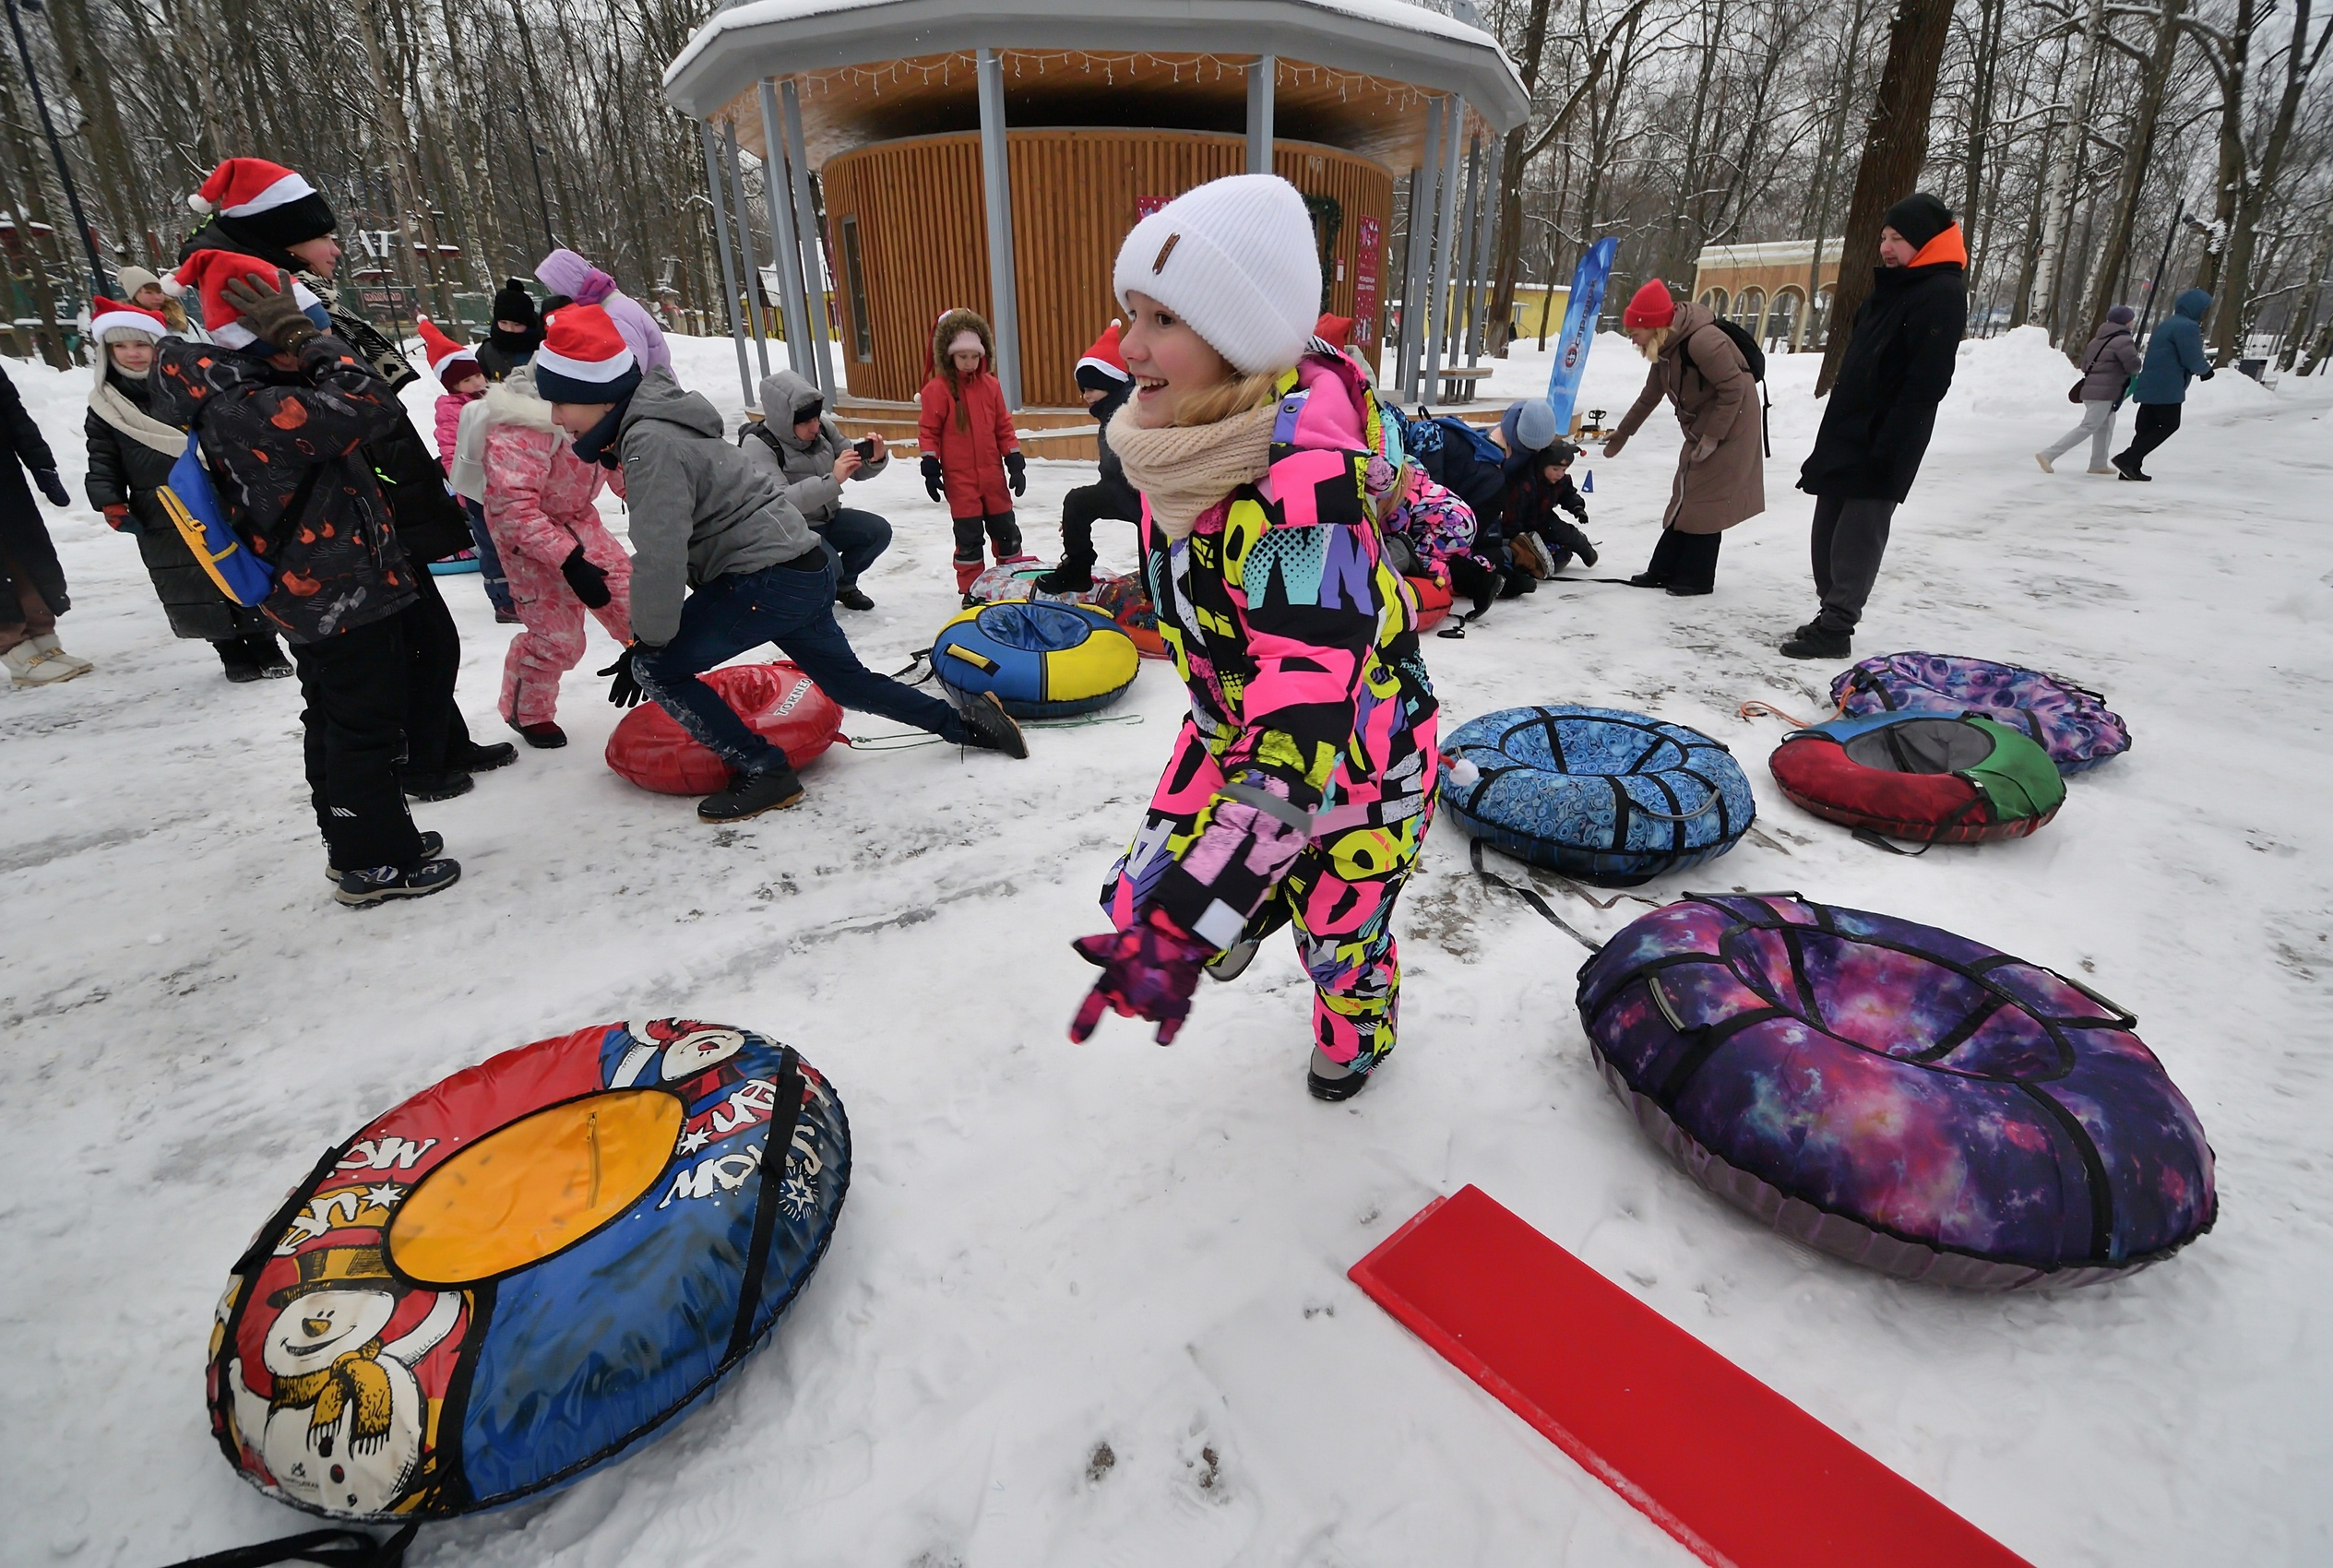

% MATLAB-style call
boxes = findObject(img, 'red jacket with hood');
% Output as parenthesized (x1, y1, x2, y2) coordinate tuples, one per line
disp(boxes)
(917, 308, 1018, 518)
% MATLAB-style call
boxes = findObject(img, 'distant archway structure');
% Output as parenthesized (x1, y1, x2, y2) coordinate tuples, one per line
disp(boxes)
(1690, 237, 1843, 350)
(663, 0, 1529, 434)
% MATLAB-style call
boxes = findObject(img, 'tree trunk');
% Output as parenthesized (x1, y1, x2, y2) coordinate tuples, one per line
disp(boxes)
(2205, 1, 2330, 360)
(2028, 0, 2106, 341)
(1796, 0, 1874, 350)
(2076, 0, 2186, 349)
(1815, 0, 1956, 397)
(2279, 201, 2333, 370)
(1959, 0, 2006, 291)
(42, 0, 145, 267)
(1482, 0, 1553, 359)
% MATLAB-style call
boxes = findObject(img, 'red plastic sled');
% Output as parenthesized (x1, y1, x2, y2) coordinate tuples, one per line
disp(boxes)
(603, 662, 844, 794)
(1406, 574, 1452, 633)
(1350, 1186, 2031, 1568)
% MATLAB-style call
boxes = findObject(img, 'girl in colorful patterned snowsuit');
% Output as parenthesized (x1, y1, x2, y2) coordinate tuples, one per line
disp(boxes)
(1383, 465, 1488, 596)
(475, 373, 633, 746)
(1070, 174, 1439, 1101)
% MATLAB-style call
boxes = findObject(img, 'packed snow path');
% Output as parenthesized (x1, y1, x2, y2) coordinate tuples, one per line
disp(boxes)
(3, 331, 2327, 1566)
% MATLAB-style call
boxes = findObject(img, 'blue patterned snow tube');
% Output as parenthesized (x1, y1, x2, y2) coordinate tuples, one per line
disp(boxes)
(1438, 706, 1755, 885)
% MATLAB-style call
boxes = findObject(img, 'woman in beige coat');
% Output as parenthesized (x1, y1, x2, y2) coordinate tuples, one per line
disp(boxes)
(1601, 281, 1763, 595)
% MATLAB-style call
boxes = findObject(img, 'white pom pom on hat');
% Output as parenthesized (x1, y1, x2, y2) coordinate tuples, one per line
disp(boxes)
(160, 273, 187, 297)
(1112, 174, 1323, 375)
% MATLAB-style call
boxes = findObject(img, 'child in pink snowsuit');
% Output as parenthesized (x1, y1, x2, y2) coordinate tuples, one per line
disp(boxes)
(476, 378, 634, 746)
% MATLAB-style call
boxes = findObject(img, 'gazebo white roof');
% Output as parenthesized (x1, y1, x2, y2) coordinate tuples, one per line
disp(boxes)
(663, 0, 1530, 136)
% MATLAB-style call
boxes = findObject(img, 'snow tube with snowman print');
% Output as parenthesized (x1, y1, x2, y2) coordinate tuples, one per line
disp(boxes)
(604, 662, 844, 794)
(1577, 895, 2215, 1289)
(1437, 706, 1756, 886)
(931, 600, 1138, 719)
(205, 1018, 849, 1522)
(1832, 652, 2131, 775)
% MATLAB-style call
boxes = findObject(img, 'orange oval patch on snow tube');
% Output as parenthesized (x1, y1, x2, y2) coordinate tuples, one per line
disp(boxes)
(603, 661, 843, 794)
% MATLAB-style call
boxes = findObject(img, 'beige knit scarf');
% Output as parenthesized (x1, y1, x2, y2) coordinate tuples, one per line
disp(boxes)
(88, 374, 188, 457)
(1109, 401, 1279, 541)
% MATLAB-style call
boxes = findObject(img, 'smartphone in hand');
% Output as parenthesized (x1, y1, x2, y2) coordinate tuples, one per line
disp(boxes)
(853, 436, 876, 461)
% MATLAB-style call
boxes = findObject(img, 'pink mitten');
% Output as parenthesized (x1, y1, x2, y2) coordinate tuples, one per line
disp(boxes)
(1068, 910, 1213, 1046)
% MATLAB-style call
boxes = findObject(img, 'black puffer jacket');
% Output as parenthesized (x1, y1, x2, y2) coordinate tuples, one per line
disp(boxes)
(150, 334, 416, 644)
(0, 364, 67, 618)
(85, 369, 273, 642)
(1800, 258, 1967, 503)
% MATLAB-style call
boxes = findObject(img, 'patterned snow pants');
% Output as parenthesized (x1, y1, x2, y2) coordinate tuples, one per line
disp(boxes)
(488, 516, 635, 728)
(1104, 730, 1434, 1075)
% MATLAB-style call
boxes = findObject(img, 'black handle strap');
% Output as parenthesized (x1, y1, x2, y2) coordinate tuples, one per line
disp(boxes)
(161, 1523, 418, 1568)
(1469, 838, 1604, 954)
(723, 1048, 806, 1368)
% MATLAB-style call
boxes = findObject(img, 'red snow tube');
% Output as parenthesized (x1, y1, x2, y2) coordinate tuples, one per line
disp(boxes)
(1767, 713, 2065, 845)
(604, 662, 843, 794)
(1407, 575, 1452, 632)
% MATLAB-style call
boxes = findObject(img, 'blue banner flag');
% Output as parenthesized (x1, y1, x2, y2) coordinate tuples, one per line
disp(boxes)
(1544, 237, 1620, 434)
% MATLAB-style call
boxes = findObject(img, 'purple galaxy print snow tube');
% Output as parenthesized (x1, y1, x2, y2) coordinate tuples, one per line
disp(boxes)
(1576, 894, 2215, 1289)
(1831, 652, 2132, 775)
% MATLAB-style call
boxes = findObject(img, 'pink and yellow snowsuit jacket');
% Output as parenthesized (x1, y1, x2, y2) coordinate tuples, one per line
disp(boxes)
(1108, 349, 1439, 953)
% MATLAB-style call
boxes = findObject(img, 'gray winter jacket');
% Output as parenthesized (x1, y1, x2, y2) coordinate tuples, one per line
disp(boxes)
(737, 370, 889, 526)
(616, 368, 820, 645)
(2071, 322, 2142, 402)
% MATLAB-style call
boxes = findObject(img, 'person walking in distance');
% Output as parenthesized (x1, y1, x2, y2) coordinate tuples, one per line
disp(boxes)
(1601, 280, 1764, 595)
(2037, 305, 2141, 475)
(529, 304, 1028, 824)
(152, 253, 459, 905)
(476, 278, 544, 383)
(1783, 193, 1968, 659)
(2114, 289, 2215, 481)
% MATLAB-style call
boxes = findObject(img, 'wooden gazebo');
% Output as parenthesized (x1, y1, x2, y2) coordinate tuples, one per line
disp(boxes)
(663, 0, 1527, 442)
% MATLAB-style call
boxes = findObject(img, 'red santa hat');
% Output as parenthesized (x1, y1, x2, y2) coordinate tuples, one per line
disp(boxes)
(415, 316, 482, 389)
(164, 249, 327, 350)
(89, 294, 169, 344)
(530, 302, 641, 404)
(1074, 319, 1130, 393)
(186, 158, 337, 251)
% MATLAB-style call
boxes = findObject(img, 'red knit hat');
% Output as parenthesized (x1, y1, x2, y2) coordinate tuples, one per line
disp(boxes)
(187, 157, 336, 249)
(89, 294, 168, 343)
(1313, 312, 1356, 348)
(163, 249, 325, 350)
(1621, 279, 1676, 330)
(1074, 319, 1129, 392)
(531, 302, 641, 404)
(416, 316, 482, 389)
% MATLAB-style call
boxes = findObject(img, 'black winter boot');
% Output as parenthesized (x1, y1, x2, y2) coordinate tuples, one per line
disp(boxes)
(249, 635, 293, 678)
(952, 689, 1029, 758)
(1550, 519, 1598, 568)
(698, 763, 806, 822)
(328, 831, 443, 885)
(512, 720, 567, 748)
(217, 639, 266, 683)
(1306, 1048, 1374, 1102)
(1780, 621, 1852, 659)
(336, 856, 462, 907)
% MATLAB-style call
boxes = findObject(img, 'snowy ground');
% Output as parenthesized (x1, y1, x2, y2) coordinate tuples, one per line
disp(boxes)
(4, 326, 2329, 1567)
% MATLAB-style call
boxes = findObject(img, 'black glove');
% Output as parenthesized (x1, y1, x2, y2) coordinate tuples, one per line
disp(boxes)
(31, 469, 69, 507)
(220, 267, 320, 351)
(1005, 449, 1026, 496)
(921, 454, 946, 503)
(560, 546, 612, 609)
(601, 643, 657, 707)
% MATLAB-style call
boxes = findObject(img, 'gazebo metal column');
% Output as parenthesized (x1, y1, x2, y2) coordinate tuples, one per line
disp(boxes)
(722, 121, 772, 382)
(1448, 132, 1481, 368)
(1246, 55, 1276, 173)
(757, 78, 818, 391)
(1396, 95, 1443, 400)
(1464, 135, 1497, 363)
(780, 78, 839, 397)
(698, 119, 756, 408)
(1417, 98, 1463, 406)
(975, 47, 1024, 409)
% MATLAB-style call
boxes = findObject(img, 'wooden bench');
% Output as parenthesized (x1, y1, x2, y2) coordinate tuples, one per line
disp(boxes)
(1434, 364, 1496, 401)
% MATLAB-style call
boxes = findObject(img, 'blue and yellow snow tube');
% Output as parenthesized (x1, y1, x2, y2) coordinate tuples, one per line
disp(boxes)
(1438, 705, 1756, 885)
(931, 600, 1138, 719)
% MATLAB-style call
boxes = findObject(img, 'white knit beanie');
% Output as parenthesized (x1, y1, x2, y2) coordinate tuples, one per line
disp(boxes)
(1113, 174, 1321, 375)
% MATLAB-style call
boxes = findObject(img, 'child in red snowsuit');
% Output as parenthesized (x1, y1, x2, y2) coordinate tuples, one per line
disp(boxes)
(473, 374, 633, 746)
(917, 307, 1030, 600)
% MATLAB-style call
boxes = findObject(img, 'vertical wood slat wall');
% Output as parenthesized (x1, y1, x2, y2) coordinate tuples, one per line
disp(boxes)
(822, 129, 1392, 408)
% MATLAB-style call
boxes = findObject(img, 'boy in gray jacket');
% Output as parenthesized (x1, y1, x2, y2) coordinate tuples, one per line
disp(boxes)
(534, 304, 1025, 823)
(739, 369, 892, 611)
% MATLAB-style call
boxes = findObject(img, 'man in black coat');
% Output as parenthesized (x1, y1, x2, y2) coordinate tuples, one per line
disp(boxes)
(1783, 192, 1968, 659)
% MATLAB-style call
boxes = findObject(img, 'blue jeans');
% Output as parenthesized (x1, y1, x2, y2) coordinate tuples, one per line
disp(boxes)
(460, 497, 514, 615)
(636, 554, 966, 775)
(816, 506, 891, 589)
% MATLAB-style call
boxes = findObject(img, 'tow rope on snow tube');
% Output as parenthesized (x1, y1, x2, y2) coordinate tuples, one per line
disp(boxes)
(1437, 705, 1756, 886)
(1832, 652, 2131, 775)
(931, 600, 1138, 719)
(1405, 575, 1452, 633)
(603, 661, 844, 794)
(1768, 710, 2066, 846)
(204, 1019, 848, 1525)
(1577, 896, 2215, 1289)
